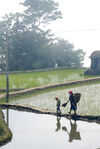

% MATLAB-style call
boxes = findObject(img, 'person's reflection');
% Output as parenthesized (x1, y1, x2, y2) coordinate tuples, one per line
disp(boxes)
(55, 117, 61, 132)
(62, 119, 81, 142)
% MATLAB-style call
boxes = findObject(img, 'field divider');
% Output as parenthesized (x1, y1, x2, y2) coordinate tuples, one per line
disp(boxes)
(0, 76, 100, 99)
(0, 103, 100, 123)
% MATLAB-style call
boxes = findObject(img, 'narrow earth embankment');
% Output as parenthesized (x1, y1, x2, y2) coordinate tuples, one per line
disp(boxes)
(0, 76, 100, 99)
(0, 103, 100, 124)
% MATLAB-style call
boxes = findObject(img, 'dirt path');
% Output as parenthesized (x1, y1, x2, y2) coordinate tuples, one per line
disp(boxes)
(0, 103, 100, 124)
(0, 76, 100, 99)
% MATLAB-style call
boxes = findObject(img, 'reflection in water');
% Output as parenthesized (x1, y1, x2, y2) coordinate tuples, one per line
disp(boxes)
(6, 109, 9, 127)
(55, 116, 81, 142)
(55, 117, 61, 132)
(62, 119, 81, 142)
(1, 110, 100, 149)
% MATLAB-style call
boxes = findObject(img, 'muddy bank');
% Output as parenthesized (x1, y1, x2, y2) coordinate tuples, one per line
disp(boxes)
(0, 103, 100, 124)
(62, 113, 100, 124)
(0, 109, 12, 146)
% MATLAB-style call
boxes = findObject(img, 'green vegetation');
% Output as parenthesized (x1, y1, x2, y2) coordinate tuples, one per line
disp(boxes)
(0, 109, 12, 145)
(0, 0, 85, 72)
(0, 68, 100, 116)
(10, 81, 100, 116)
(0, 68, 91, 90)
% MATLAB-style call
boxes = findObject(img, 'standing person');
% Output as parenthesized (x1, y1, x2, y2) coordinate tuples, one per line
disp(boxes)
(55, 97, 61, 114)
(68, 90, 77, 115)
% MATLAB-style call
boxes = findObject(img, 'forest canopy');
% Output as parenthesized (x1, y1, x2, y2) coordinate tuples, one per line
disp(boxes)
(0, 0, 85, 71)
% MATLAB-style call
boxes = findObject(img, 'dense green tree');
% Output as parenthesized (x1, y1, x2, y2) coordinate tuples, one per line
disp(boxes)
(71, 49, 85, 67)
(0, 13, 26, 70)
(0, 0, 85, 71)
(0, 0, 62, 71)
(21, 0, 62, 31)
(52, 38, 85, 67)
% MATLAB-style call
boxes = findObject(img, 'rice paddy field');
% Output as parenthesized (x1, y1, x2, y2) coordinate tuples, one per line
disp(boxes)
(1, 68, 100, 149)
(0, 68, 100, 116)
(0, 68, 90, 90)
(10, 82, 100, 116)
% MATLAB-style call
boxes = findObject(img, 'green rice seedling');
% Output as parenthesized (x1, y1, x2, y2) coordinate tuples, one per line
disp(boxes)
(0, 68, 93, 90)
(10, 82, 100, 116)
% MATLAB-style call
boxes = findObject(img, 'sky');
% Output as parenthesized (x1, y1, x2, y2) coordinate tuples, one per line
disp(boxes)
(0, 0, 100, 67)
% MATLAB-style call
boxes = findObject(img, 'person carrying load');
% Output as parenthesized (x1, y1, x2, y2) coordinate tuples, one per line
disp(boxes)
(62, 90, 81, 115)
(68, 90, 77, 114)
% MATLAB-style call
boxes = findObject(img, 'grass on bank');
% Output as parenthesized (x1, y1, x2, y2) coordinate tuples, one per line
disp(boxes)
(0, 68, 94, 90)
(0, 109, 12, 146)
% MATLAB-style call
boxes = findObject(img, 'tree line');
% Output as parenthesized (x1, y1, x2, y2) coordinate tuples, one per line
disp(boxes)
(0, 0, 85, 71)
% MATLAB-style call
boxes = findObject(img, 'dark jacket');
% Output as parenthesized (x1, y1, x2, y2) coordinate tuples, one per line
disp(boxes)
(69, 94, 77, 111)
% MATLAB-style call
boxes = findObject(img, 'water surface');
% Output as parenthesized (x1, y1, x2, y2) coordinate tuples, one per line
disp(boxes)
(1, 109, 100, 149)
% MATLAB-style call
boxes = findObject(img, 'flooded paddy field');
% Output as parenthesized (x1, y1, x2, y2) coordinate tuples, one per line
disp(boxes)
(2, 109, 100, 149)
(10, 83, 100, 116)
